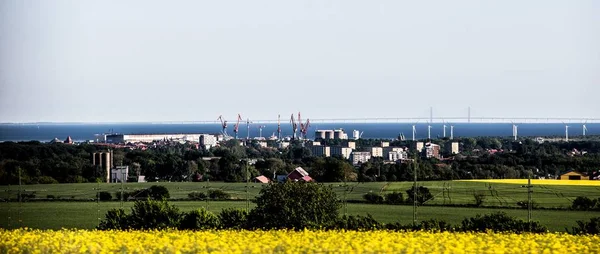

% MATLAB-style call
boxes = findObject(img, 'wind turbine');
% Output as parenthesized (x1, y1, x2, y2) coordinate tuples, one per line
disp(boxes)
(427, 122, 432, 140)
(450, 125, 454, 140)
(258, 125, 266, 139)
(583, 120, 588, 137)
(565, 124, 569, 142)
(246, 118, 252, 140)
(412, 124, 417, 141)
(443, 124, 447, 138)
(512, 122, 518, 141)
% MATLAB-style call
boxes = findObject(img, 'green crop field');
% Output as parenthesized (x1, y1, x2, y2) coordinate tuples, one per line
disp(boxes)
(0, 201, 597, 232)
(2, 180, 599, 208)
(1, 181, 598, 232)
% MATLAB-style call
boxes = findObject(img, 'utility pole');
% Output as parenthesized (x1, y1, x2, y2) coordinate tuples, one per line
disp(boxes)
(7, 183, 11, 228)
(527, 172, 533, 229)
(96, 165, 100, 228)
(120, 171, 125, 208)
(206, 177, 210, 211)
(413, 157, 418, 227)
(245, 160, 250, 212)
(18, 167, 22, 227)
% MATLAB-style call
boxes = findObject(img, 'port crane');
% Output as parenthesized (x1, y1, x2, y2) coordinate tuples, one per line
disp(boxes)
(300, 116, 310, 139)
(290, 114, 298, 140)
(217, 115, 228, 137)
(233, 114, 242, 139)
(297, 112, 302, 139)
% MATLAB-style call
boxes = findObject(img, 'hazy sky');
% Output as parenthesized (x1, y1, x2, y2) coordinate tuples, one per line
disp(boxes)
(1, 0, 598, 123)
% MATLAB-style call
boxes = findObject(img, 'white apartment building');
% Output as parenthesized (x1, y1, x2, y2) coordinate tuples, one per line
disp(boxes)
(200, 134, 217, 149)
(330, 146, 353, 159)
(310, 146, 331, 157)
(351, 152, 372, 165)
(365, 147, 383, 157)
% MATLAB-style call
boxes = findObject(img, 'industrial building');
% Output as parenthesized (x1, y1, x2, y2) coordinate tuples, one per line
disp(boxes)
(92, 151, 113, 183)
(111, 166, 129, 183)
(106, 133, 206, 144)
(315, 129, 348, 140)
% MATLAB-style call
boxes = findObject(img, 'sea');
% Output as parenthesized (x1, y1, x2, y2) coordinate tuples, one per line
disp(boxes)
(0, 123, 597, 142)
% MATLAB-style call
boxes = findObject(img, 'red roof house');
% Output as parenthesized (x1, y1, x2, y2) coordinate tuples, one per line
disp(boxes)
(253, 175, 270, 183)
(287, 167, 310, 181)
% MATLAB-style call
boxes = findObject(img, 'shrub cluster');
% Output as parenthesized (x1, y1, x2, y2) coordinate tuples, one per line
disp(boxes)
(98, 191, 112, 201)
(98, 199, 246, 230)
(187, 192, 208, 200)
(569, 217, 600, 235)
(114, 185, 170, 201)
(364, 187, 432, 205)
(571, 196, 600, 211)
(207, 189, 231, 200)
(98, 183, 566, 234)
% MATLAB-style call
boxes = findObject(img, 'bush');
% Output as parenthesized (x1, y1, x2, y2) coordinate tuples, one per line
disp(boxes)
(19, 191, 36, 201)
(385, 192, 404, 205)
(569, 217, 600, 235)
(218, 208, 248, 229)
(98, 209, 130, 230)
(473, 191, 486, 207)
(188, 192, 208, 200)
(363, 192, 384, 204)
(179, 208, 220, 230)
(460, 212, 547, 233)
(418, 219, 453, 231)
(128, 199, 181, 229)
(36, 176, 59, 184)
(571, 196, 596, 210)
(147, 185, 170, 200)
(98, 191, 112, 201)
(332, 214, 381, 230)
(247, 182, 341, 229)
(406, 186, 433, 205)
(386, 219, 453, 231)
(516, 200, 539, 209)
(208, 189, 231, 200)
(115, 191, 132, 201)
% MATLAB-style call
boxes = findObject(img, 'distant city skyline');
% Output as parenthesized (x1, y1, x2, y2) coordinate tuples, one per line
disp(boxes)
(1, 0, 599, 123)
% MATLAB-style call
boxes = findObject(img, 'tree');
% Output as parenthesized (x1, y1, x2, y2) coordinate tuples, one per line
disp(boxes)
(406, 186, 434, 205)
(248, 182, 340, 229)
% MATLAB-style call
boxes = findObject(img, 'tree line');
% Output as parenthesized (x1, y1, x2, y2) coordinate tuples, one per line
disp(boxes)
(1, 137, 599, 185)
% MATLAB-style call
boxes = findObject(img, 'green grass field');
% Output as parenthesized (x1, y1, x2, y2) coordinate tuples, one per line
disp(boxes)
(1, 181, 598, 232)
(1, 201, 597, 232)
(2, 180, 599, 208)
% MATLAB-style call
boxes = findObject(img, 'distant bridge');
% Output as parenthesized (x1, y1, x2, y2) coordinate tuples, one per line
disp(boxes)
(154, 117, 600, 125)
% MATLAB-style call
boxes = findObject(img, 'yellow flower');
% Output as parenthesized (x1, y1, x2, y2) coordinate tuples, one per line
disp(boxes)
(0, 229, 598, 253)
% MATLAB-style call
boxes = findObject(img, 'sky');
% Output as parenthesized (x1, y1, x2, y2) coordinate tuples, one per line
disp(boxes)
(0, 0, 598, 123)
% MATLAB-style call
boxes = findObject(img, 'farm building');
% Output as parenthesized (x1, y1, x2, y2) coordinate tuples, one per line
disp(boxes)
(287, 167, 314, 182)
(559, 171, 590, 180)
(253, 175, 270, 183)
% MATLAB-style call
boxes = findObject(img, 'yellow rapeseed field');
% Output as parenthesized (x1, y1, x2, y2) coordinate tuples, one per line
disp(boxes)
(457, 179, 600, 186)
(1, 229, 599, 254)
